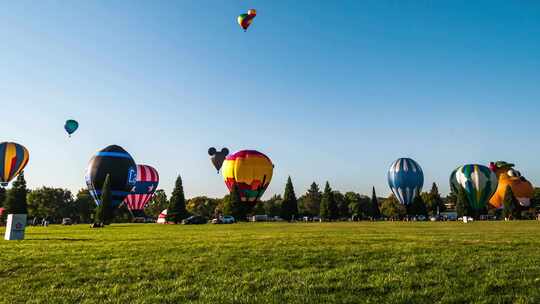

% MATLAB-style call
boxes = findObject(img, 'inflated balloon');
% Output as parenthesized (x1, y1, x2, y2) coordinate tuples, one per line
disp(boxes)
(85, 145, 137, 208)
(449, 168, 460, 193)
(488, 161, 533, 208)
(222, 150, 273, 203)
(454, 164, 498, 211)
(237, 9, 257, 31)
(64, 119, 79, 137)
(0, 142, 29, 187)
(388, 158, 424, 205)
(208, 147, 229, 172)
(123, 164, 159, 217)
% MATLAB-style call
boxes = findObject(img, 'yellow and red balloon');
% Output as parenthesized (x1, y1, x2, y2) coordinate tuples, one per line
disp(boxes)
(237, 9, 257, 31)
(0, 142, 29, 187)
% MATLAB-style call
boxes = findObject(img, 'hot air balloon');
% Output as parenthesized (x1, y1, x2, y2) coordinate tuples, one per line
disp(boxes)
(237, 9, 257, 31)
(388, 158, 424, 205)
(123, 164, 159, 218)
(208, 147, 229, 172)
(85, 145, 137, 208)
(453, 164, 498, 211)
(222, 150, 273, 203)
(449, 167, 460, 193)
(0, 142, 29, 187)
(64, 119, 79, 137)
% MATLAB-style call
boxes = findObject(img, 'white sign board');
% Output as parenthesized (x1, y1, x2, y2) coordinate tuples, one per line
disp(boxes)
(4, 214, 27, 241)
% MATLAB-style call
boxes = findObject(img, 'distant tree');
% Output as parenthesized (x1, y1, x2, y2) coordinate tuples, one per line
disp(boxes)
(187, 196, 219, 219)
(114, 203, 132, 223)
(3, 173, 29, 215)
(320, 182, 337, 220)
(0, 186, 6, 208)
(263, 194, 282, 216)
(408, 195, 428, 217)
(345, 192, 361, 219)
(223, 184, 244, 220)
(333, 191, 349, 219)
(380, 194, 406, 220)
(27, 187, 74, 223)
(145, 189, 168, 218)
(94, 201, 104, 225)
(100, 174, 114, 225)
(253, 202, 266, 215)
(370, 187, 381, 219)
(74, 189, 95, 223)
(455, 186, 470, 217)
(168, 175, 189, 223)
(502, 185, 519, 220)
(280, 176, 298, 221)
(427, 183, 445, 215)
(298, 182, 322, 216)
(531, 187, 540, 210)
(445, 191, 457, 211)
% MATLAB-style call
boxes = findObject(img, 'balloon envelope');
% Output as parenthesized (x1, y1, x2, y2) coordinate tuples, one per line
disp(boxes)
(85, 145, 137, 207)
(454, 164, 498, 210)
(237, 11, 256, 31)
(388, 158, 424, 205)
(208, 147, 229, 172)
(123, 164, 159, 217)
(0, 142, 29, 187)
(222, 150, 273, 203)
(64, 119, 79, 136)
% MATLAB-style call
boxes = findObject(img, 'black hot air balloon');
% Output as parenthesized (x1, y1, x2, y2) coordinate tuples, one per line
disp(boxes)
(85, 145, 137, 207)
(208, 147, 229, 172)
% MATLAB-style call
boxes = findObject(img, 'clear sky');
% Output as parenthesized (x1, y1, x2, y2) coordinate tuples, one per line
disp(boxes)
(1, 1, 539, 199)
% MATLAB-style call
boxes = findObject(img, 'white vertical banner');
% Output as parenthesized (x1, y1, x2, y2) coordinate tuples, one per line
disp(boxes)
(4, 214, 27, 241)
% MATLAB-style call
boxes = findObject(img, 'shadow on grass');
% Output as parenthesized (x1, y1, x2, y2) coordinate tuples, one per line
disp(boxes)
(25, 238, 91, 242)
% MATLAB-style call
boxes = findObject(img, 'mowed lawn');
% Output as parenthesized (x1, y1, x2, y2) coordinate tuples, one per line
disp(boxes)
(2, 222, 540, 304)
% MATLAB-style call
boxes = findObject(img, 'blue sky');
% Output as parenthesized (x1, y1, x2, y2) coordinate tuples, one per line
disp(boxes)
(1, 1, 539, 199)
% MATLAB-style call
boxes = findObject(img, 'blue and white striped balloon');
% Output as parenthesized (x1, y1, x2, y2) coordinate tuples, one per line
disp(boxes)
(388, 158, 424, 205)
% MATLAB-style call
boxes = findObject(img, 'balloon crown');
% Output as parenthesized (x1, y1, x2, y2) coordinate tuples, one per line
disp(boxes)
(490, 161, 515, 171)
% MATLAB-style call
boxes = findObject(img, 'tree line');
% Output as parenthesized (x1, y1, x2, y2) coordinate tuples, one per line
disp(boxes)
(2, 173, 540, 224)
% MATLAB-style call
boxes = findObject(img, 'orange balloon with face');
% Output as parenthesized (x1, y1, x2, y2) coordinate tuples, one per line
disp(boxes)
(488, 161, 534, 209)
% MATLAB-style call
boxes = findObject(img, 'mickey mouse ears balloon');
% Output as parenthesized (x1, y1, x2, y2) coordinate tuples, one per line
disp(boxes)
(238, 9, 257, 31)
(208, 147, 229, 172)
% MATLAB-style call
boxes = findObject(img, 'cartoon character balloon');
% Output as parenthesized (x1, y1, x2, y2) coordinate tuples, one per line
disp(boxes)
(123, 164, 159, 218)
(64, 119, 79, 137)
(86, 145, 137, 207)
(488, 161, 534, 208)
(237, 9, 257, 31)
(453, 164, 498, 211)
(208, 147, 229, 172)
(0, 142, 29, 187)
(222, 150, 273, 203)
(388, 158, 424, 205)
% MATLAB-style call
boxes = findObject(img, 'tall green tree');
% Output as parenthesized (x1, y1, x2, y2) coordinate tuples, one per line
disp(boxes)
(3, 172, 29, 215)
(27, 187, 74, 222)
(100, 174, 114, 225)
(334, 191, 349, 219)
(345, 192, 361, 219)
(370, 187, 381, 219)
(280, 176, 298, 221)
(408, 195, 428, 216)
(0, 186, 6, 208)
(145, 189, 168, 218)
(380, 194, 406, 220)
(263, 194, 282, 216)
(223, 184, 244, 220)
(298, 182, 322, 216)
(502, 185, 519, 220)
(427, 183, 445, 215)
(168, 175, 189, 223)
(320, 182, 337, 220)
(455, 186, 470, 217)
(75, 189, 95, 223)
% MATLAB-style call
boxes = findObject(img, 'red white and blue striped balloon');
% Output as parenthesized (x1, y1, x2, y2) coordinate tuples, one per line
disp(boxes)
(123, 164, 159, 217)
(387, 158, 424, 205)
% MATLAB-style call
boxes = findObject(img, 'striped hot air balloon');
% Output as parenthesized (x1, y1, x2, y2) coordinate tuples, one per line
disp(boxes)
(237, 9, 257, 31)
(454, 164, 498, 211)
(388, 158, 424, 205)
(0, 142, 30, 187)
(222, 150, 273, 203)
(123, 164, 159, 218)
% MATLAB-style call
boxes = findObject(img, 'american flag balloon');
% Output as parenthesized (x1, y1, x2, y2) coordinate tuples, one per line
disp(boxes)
(123, 164, 159, 217)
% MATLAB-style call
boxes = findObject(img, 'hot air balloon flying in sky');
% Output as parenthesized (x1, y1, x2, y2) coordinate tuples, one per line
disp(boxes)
(237, 9, 257, 31)
(123, 164, 159, 218)
(64, 119, 79, 137)
(453, 164, 498, 211)
(0, 142, 29, 187)
(208, 147, 229, 172)
(388, 158, 424, 205)
(85, 145, 137, 208)
(222, 150, 273, 203)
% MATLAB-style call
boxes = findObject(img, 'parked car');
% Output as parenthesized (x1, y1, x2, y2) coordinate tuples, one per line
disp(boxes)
(251, 215, 268, 222)
(182, 215, 207, 225)
(222, 216, 235, 224)
(61, 218, 72, 225)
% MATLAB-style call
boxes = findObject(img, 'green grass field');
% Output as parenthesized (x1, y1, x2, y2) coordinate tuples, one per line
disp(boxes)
(2, 222, 540, 303)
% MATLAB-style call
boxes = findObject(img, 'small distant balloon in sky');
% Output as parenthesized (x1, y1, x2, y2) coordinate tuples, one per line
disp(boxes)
(64, 119, 79, 137)
(238, 9, 257, 31)
(208, 147, 229, 172)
